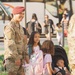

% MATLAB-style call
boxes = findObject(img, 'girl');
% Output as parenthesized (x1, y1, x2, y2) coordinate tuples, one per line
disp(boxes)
(28, 31, 41, 56)
(41, 40, 55, 75)
(24, 31, 43, 75)
(55, 23, 62, 46)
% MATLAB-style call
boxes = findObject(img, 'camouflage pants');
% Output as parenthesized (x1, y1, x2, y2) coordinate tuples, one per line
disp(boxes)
(69, 51, 75, 75)
(5, 58, 24, 75)
(68, 38, 75, 75)
(68, 50, 75, 75)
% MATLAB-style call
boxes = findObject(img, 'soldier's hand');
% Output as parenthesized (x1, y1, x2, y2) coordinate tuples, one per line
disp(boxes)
(15, 59, 21, 66)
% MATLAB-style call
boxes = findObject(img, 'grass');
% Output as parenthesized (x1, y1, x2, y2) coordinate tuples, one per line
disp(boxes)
(0, 55, 7, 75)
(0, 72, 7, 75)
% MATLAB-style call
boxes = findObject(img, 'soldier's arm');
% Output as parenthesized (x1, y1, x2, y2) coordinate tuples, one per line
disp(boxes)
(23, 38, 29, 63)
(4, 26, 21, 60)
(24, 45, 29, 63)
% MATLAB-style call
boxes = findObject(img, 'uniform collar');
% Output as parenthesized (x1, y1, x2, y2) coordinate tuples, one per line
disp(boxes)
(11, 19, 20, 28)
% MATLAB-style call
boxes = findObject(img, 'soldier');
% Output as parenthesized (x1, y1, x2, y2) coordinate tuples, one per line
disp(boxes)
(67, 14, 75, 75)
(4, 6, 29, 75)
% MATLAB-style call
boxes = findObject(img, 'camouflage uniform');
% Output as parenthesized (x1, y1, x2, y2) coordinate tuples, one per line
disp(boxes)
(67, 37, 75, 75)
(4, 19, 28, 75)
(67, 16, 75, 75)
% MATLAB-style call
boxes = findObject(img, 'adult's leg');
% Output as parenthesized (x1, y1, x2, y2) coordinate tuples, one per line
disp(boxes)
(5, 59, 19, 75)
(8, 72, 16, 75)
(17, 65, 25, 75)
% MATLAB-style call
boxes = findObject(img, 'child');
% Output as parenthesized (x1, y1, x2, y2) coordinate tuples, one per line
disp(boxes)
(55, 23, 62, 46)
(24, 31, 43, 75)
(54, 58, 70, 75)
(41, 40, 55, 75)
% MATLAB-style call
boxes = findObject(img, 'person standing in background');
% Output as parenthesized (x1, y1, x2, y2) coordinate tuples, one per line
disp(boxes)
(63, 8, 69, 20)
(58, 5, 63, 23)
(55, 23, 62, 46)
(26, 13, 42, 36)
(4, 6, 29, 75)
(43, 15, 55, 39)
(61, 14, 69, 37)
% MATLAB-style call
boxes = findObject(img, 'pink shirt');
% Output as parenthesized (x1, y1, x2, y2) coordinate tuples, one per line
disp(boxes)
(43, 54, 52, 75)
(30, 46, 43, 75)
(24, 46, 43, 75)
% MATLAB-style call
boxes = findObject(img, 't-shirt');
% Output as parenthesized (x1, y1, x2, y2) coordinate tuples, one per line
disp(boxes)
(43, 54, 52, 75)
(56, 27, 62, 39)
(44, 19, 54, 28)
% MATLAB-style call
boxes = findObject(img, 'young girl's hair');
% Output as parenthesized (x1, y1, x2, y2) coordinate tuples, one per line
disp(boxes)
(41, 40, 55, 56)
(28, 31, 41, 48)
(28, 31, 41, 56)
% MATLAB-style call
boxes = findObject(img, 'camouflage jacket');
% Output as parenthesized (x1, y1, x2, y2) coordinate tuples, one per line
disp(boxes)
(4, 20, 28, 61)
